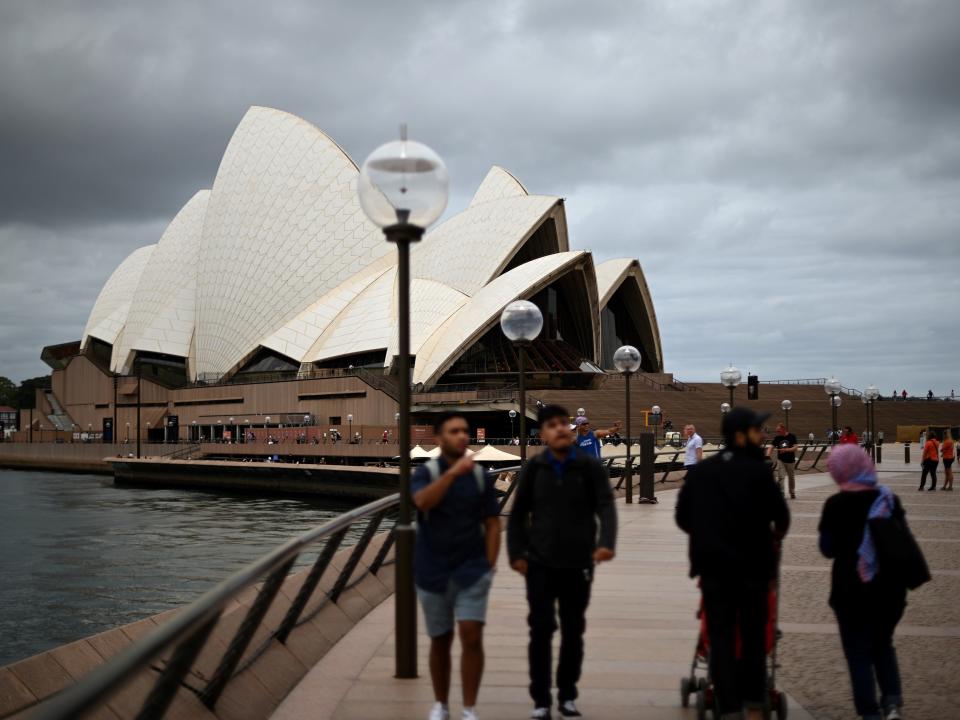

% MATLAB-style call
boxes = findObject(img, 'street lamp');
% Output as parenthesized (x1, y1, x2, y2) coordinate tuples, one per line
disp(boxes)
(781, 399, 792, 431)
(825, 376, 842, 442)
(613, 345, 642, 504)
(358, 126, 448, 680)
(347, 414, 354, 442)
(125, 422, 130, 443)
(720, 402, 731, 414)
(576, 407, 586, 418)
(508, 409, 517, 440)
(865, 384, 880, 459)
(500, 299, 544, 464)
(650, 404, 662, 446)
(721, 365, 742, 406)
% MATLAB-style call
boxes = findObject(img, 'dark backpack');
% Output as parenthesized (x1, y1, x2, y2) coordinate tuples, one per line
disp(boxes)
(869, 514, 931, 590)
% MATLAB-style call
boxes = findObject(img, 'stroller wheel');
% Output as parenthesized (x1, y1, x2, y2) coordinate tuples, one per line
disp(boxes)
(680, 677, 692, 708)
(775, 691, 788, 720)
(695, 689, 707, 720)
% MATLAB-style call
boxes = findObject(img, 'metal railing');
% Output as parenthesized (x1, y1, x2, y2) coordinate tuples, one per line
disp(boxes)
(26, 494, 400, 720)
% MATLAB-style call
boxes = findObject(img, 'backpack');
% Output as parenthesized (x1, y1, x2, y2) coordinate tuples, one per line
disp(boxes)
(424, 457, 487, 493)
(869, 514, 932, 590)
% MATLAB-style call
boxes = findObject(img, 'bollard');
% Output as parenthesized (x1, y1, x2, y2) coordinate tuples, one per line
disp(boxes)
(904, 443, 910, 464)
(637, 432, 657, 504)
(876, 444, 882, 464)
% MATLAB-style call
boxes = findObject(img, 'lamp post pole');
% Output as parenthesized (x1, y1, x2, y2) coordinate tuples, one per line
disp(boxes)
(136, 362, 142, 459)
(518, 344, 527, 463)
(825, 377, 842, 444)
(500, 300, 543, 465)
(782, 399, 792, 432)
(613, 346, 642, 504)
(357, 128, 448, 680)
(651, 405, 661, 447)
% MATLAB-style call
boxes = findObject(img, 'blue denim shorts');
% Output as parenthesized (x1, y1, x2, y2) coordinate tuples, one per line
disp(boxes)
(416, 570, 494, 637)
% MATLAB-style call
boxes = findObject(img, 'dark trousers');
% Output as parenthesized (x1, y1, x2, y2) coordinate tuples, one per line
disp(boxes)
(919, 459, 938, 490)
(525, 562, 592, 707)
(701, 577, 768, 715)
(835, 605, 904, 717)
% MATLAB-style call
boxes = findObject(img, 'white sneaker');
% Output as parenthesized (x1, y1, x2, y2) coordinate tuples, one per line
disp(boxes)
(531, 708, 552, 719)
(429, 702, 450, 720)
(461, 709, 479, 720)
(885, 708, 902, 720)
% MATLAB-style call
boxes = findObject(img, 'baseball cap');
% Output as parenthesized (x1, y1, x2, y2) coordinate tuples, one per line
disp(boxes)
(574, 416, 589, 426)
(722, 407, 771, 441)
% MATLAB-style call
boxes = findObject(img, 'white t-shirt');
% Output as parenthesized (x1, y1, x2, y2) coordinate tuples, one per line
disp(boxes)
(684, 433, 703, 467)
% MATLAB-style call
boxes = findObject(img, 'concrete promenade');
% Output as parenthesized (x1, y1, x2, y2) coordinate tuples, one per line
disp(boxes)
(273, 479, 827, 719)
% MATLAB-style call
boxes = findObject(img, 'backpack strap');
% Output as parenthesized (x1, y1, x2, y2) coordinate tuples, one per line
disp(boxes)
(473, 463, 487, 495)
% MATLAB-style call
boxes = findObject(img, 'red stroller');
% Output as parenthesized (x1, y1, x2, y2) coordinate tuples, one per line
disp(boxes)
(679, 579, 788, 719)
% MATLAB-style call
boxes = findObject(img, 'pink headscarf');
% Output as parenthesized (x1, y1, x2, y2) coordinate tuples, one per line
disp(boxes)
(827, 444, 877, 491)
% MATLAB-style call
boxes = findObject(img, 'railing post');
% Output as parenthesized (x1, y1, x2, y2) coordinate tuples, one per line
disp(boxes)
(201, 557, 297, 709)
(135, 614, 219, 720)
(276, 529, 347, 643)
(904, 443, 910, 464)
(330, 512, 385, 603)
(369, 527, 397, 575)
(637, 432, 656, 503)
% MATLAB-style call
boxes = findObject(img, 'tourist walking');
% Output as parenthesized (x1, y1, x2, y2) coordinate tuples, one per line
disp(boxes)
(412, 412, 501, 720)
(572, 415, 621, 459)
(508, 404, 617, 719)
(675, 408, 790, 720)
(840, 426, 860, 445)
(940, 434, 954, 491)
(770, 423, 798, 499)
(819, 445, 911, 720)
(683, 424, 703, 470)
(918, 432, 939, 491)
(901, 389, 907, 400)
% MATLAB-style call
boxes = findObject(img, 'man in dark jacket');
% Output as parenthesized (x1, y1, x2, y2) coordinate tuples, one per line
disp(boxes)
(676, 407, 790, 720)
(508, 404, 617, 720)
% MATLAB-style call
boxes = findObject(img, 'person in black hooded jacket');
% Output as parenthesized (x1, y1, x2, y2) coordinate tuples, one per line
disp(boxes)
(676, 407, 790, 720)
(508, 404, 617, 719)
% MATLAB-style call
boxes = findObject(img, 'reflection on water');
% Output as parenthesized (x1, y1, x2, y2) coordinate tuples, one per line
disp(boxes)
(0, 469, 376, 665)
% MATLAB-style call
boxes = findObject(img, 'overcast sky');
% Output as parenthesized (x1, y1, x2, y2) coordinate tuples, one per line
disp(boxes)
(1, 0, 958, 393)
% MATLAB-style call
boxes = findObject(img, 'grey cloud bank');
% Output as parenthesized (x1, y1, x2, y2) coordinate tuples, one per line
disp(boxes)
(1, 0, 958, 392)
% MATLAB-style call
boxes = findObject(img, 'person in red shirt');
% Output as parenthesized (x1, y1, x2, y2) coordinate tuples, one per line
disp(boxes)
(941, 435, 955, 491)
(839, 426, 859, 445)
(919, 432, 940, 491)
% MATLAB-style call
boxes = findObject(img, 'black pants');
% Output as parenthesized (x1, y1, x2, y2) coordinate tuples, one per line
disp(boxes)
(701, 577, 768, 715)
(919, 459, 938, 490)
(835, 604, 904, 717)
(525, 562, 592, 707)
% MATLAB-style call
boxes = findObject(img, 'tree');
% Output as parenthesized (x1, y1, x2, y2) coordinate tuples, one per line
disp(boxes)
(0, 376, 16, 408)
(16, 375, 51, 409)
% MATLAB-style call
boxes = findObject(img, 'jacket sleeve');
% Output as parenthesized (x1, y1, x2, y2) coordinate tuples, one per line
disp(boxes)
(506, 462, 534, 563)
(675, 469, 693, 534)
(592, 461, 617, 551)
(766, 466, 790, 537)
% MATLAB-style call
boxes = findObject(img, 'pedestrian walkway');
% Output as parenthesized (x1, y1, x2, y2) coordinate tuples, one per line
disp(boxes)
(273, 478, 828, 719)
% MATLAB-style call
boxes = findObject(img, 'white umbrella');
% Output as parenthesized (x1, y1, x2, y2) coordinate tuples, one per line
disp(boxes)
(471, 445, 520, 462)
(410, 445, 432, 459)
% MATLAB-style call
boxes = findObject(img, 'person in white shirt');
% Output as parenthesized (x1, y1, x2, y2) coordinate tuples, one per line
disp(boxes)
(683, 425, 703, 469)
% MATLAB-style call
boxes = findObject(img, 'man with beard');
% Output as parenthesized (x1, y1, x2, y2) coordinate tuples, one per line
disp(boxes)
(676, 407, 790, 720)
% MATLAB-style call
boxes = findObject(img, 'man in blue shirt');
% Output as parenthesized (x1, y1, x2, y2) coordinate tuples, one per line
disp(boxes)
(573, 415, 621, 459)
(413, 412, 501, 720)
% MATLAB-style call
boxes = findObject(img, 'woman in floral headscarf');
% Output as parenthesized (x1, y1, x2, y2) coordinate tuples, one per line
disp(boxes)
(819, 444, 907, 720)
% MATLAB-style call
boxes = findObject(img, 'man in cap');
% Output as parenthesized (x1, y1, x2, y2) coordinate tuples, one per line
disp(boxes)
(572, 416, 621, 459)
(675, 408, 790, 720)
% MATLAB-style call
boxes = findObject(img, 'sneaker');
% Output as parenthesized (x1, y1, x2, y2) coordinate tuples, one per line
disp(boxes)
(429, 702, 450, 720)
(558, 700, 582, 717)
(461, 709, 479, 720)
(885, 707, 902, 720)
(531, 708, 552, 719)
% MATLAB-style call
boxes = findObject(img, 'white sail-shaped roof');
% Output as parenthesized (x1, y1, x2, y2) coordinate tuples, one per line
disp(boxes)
(82, 245, 155, 348)
(468, 166, 529, 207)
(194, 106, 390, 378)
(413, 251, 591, 386)
(111, 190, 210, 373)
(75, 106, 663, 388)
(595, 257, 663, 371)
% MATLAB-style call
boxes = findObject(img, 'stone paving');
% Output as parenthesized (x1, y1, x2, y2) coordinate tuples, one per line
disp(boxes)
(272, 452, 956, 719)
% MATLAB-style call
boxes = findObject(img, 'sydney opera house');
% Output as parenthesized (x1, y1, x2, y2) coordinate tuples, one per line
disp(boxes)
(34, 106, 665, 447)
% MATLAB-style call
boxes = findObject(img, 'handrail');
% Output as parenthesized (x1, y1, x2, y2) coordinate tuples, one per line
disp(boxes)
(26, 493, 400, 720)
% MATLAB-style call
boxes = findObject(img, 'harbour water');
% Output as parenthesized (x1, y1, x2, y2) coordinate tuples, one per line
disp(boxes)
(0, 469, 370, 666)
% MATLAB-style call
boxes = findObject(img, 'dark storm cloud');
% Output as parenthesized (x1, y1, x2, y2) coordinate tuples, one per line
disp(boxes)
(1, 0, 958, 392)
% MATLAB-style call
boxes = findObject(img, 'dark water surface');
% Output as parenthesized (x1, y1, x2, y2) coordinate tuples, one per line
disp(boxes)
(0, 469, 372, 665)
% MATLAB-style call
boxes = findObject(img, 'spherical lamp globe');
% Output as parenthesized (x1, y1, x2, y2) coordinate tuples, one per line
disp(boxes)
(576, 407, 586, 417)
(824, 376, 842, 396)
(865, 384, 880, 402)
(832, 395, 842, 408)
(721, 365, 742, 388)
(651, 405, 662, 417)
(500, 300, 543, 343)
(781, 400, 792, 411)
(613, 345, 642, 374)
(358, 135, 448, 228)
(720, 402, 731, 414)
(508, 410, 517, 419)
